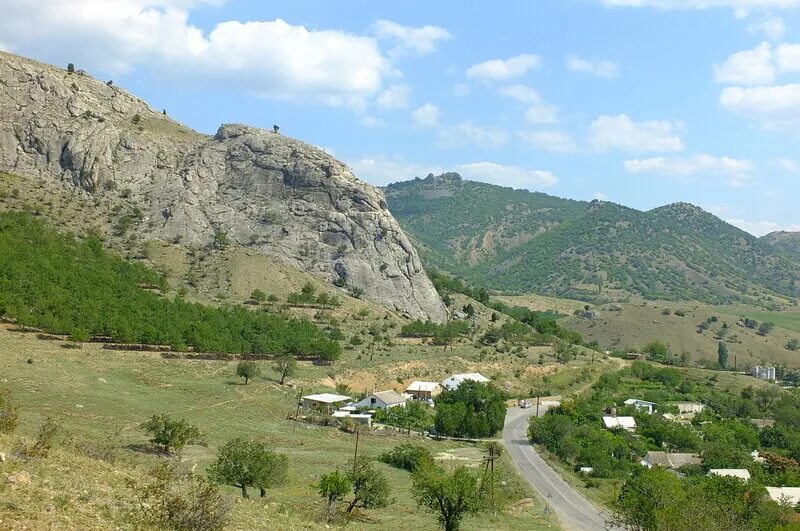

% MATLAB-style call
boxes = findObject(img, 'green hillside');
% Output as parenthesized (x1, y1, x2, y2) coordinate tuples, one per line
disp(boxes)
(385, 174, 800, 306)
(763, 230, 800, 261)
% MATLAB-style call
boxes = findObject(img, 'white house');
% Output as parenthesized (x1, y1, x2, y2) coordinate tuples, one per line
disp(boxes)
(302, 393, 352, 412)
(708, 469, 751, 481)
(675, 402, 705, 415)
(332, 410, 373, 427)
(640, 451, 701, 470)
(603, 416, 637, 432)
(624, 398, 656, 414)
(405, 381, 443, 401)
(351, 390, 406, 410)
(441, 373, 490, 391)
(767, 487, 800, 506)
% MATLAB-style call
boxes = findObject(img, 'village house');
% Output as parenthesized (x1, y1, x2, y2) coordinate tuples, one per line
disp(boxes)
(640, 451, 701, 470)
(301, 393, 352, 413)
(708, 469, 751, 481)
(405, 381, 442, 401)
(751, 418, 776, 429)
(624, 398, 656, 414)
(441, 372, 490, 391)
(351, 390, 406, 410)
(602, 416, 637, 432)
(332, 410, 373, 428)
(767, 487, 800, 506)
(675, 402, 705, 415)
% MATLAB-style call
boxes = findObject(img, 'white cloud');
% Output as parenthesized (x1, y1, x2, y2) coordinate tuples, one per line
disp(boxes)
(497, 85, 560, 124)
(720, 84, 800, 130)
(373, 19, 451, 57)
(518, 130, 577, 153)
(566, 56, 618, 79)
(0, 1, 396, 107)
(377, 84, 411, 109)
(589, 114, 684, 152)
(775, 43, 800, 71)
(438, 121, 508, 148)
(347, 157, 557, 189)
(456, 162, 558, 189)
(466, 54, 541, 81)
(748, 16, 786, 40)
(601, 0, 800, 11)
(772, 157, 800, 172)
(623, 154, 754, 186)
(714, 42, 775, 85)
(359, 115, 386, 128)
(594, 192, 610, 200)
(412, 103, 440, 127)
(725, 218, 800, 236)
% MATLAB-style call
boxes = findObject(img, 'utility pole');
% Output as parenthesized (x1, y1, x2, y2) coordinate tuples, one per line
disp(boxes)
(352, 429, 361, 474)
(536, 389, 540, 418)
(292, 387, 304, 435)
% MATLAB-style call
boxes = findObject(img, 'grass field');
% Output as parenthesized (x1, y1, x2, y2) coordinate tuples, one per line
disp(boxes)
(0, 324, 562, 530)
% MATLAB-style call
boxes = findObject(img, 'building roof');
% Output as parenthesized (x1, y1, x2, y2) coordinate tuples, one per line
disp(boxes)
(603, 416, 637, 430)
(624, 398, 656, 406)
(708, 469, 751, 480)
(767, 487, 800, 506)
(443, 373, 490, 384)
(302, 393, 352, 404)
(644, 451, 701, 469)
(406, 381, 441, 392)
(370, 390, 406, 405)
(750, 418, 776, 428)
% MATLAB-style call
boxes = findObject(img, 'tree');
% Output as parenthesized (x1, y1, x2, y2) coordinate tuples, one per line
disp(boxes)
(236, 361, 260, 385)
(643, 341, 669, 362)
(345, 457, 390, 513)
(318, 469, 351, 517)
(462, 304, 475, 318)
(69, 327, 90, 348)
(787, 339, 799, 352)
(758, 322, 776, 336)
(434, 381, 506, 438)
(754, 386, 780, 413)
(207, 438, 288, 498)
(0, 388, 19, 434)
(717, 342, 729, 369)
(412, 465, 484, 531)
(614, 467, 685, 531)
(141, 415, 200, 454)
(250, 289, 267, 303)
(67, 62, 75, 73)
(272, 353, 296, 385)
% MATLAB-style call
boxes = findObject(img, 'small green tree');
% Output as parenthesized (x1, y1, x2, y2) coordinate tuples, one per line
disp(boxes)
(67, 63, 75, 73)
(213, 229, 229, 250)
(787, 339, 800, 352)
(318, 469, 351, 518)
(0, 388, 19, 434)
(141, 415, 200, 454)
(272, 353, 296, 385)
(236, 361, 260, 384)
(717, 342, 729, 369)
(69, 327, 90, 348)
(345, 457, 390, 513)
(413, 465, 484, 531)
(250, 289, 267, 303)
(758, 322, 776, 336)
(207, 438, 288, 498)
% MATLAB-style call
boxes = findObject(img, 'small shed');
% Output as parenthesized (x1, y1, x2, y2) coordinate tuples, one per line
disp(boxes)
(767, 487, 800, 506)
(641, 451, 701, 470)
(675, 402, 705, 415)
(352, 390, 406, 410)
(405, 381, 443, 401)
(302, 393, 352, 412)
(708, 469, 751, 481)
(603, 416, 637, 432)
(624, 398, 656, 415)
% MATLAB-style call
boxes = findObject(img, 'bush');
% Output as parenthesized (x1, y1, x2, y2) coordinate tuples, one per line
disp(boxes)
(141, 415, 200, 454)
(0, 389, 19, 434)
(133, 462, 230, 531)
(22, 417, 59, 458)
(380, 443, 434, 472)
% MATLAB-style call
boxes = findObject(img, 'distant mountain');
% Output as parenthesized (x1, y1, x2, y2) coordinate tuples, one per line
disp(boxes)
(762, 231, 800, 261)
(385, 173, 800, 304)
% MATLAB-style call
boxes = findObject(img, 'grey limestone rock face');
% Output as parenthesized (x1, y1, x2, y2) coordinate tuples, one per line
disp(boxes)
(0, 51, 446, 322)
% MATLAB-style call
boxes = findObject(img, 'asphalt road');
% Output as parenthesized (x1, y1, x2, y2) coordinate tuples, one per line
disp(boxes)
(503, 405, 615, 531)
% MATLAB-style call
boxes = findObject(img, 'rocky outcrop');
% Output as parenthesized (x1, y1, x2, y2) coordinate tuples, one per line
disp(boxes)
(0, 51, 446, 322)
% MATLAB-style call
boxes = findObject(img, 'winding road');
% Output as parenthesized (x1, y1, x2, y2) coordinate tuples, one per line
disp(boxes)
(503, 405, 615, 531)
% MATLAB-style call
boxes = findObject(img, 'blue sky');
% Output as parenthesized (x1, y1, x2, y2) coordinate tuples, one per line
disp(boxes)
(1, 0, 799, 235)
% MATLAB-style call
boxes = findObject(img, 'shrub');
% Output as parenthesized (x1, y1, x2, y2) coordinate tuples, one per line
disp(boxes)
(131, 113, 142, 124)
(22, 417, 59, 458)
(0, 389, 19, 434)
(141, 415, 200, 454)
(380, 443, 434, 472)
(236, 361, 260, 384)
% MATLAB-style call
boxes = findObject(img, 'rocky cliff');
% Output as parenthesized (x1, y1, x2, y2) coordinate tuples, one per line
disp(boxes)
(0, 51, 446, 322)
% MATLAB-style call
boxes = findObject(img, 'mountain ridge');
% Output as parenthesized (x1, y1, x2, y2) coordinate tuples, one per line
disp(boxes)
(385, 173, 800, 305)
(0, 50, 446, 322)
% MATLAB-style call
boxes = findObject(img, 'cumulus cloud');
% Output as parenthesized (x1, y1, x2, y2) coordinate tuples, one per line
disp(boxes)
(377, 84, 411, 109)
(772, 157, 800, 172)
(466, 54, 541, 81)
(594, 192, 610, 200)
(412, 103, 440, 127)
(373, 19, 451, 57)
(589, 114, 684, 152)
(720, 84, 800, 130)
(725, 218, 800, 236)
(0, 1, 458, 107)
(714, 42, 775, 85)
(623, 154, 754, 186)
(497, 85, 560, 124)
(518, 130, 577, 153)
(775, 43, 800, 71)
(566, 56, 619, 79)
(437, 121, 509, 148)
(748, 16, 786, 40)
(347, 156, 557, 189)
